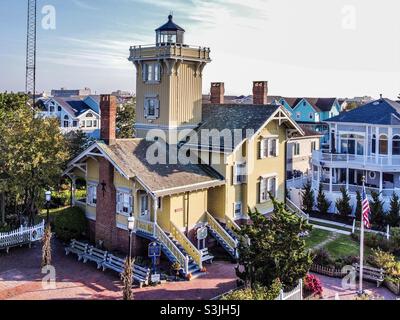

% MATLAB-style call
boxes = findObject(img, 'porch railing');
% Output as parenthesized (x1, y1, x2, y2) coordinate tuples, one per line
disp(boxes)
(313, 150, 400, 167)
(154, 223, 189, 274)
(225, 215, 241, 238)
(170, 222, 202, 270)
(315, 181, 400, 197)
(286, 198, 309, 221)
(135, 218, 155, 236)
(206, 212, 238, 254)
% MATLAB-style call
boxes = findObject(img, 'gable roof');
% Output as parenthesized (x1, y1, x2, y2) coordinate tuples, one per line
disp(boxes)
(52, 97, 99, 117)
(305, 98, 338, 112)
(326, 98, 400, 125)
(194, 104, 303, 150)
(281, 97, 303, 109)
(68, 139, 225, 197)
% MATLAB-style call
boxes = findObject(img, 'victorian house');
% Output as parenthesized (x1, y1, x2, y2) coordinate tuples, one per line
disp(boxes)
(311, 98, 400, 212)
(64, 15, 303, 276)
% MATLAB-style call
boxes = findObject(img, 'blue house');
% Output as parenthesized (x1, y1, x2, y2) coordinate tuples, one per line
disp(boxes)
(279, 97, 341, 147)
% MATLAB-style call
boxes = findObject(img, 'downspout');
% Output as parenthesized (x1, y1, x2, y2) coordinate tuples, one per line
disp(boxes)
(185, 192, 190, 236)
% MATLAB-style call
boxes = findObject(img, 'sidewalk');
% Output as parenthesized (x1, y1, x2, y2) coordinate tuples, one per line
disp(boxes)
(0, 240, 237, 300)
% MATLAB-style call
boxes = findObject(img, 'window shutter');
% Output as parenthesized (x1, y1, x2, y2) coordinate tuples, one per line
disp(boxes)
(87, 187, 91, 205)
(265, 139, 270, 158)
(274, 139, 279, 157)
(259, 178, 266, 203)
(259, 140, 265, 159)
(154, 99, 160, 118)
(129, 195, 133, 214)
(144, 99, 148, 118)
(117, 192, 122, 214)
(142, 64, 147, 81)
(233, 165, 238, 185)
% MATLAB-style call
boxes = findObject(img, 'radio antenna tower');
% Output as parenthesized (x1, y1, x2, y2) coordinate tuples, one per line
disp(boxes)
(25, 0, 37, 104)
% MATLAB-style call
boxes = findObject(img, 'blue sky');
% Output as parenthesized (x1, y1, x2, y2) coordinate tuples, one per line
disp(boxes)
(1, 0, 400, 98)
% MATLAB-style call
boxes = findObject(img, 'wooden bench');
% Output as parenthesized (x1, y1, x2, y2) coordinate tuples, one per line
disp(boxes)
(83, 246, 108, 269)
(65, 240, 89, 261)
(200, 248, 214, 264)
(353, 263, 385, 287)
(102, 254, 150, 287)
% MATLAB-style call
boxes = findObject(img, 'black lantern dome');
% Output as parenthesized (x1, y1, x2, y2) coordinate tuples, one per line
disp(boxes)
(155, 15, 185, 46)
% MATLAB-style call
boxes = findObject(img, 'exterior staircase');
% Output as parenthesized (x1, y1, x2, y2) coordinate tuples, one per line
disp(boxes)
(205, 212, 239, 259)
(134, 218, 202, 276)
(286, 198, 309, 221)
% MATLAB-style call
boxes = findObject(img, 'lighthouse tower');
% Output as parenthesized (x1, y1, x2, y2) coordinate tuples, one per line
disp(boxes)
(128, 15, 211, 143)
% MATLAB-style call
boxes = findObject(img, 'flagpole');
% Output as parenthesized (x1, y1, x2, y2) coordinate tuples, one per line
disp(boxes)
(359, 176, 365, 295)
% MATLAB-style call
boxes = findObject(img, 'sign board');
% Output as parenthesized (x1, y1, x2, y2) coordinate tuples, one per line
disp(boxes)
(151, 273, 160, 283)
(148, 241, 161, 258)
(197, 226, 208, 241)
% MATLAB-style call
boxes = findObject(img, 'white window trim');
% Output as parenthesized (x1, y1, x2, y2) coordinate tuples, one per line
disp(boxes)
(233, 162, 247, 185)
(233, 202, 243, 218)
(87, 183, 97, 207)
(143, 62, 162, 84)
(259, 174, 278, 204)
(144, 95, 160, 120)
(260, 137, 279, 159)
(140, 194, 150, 216)
(116, 189, 133, 217)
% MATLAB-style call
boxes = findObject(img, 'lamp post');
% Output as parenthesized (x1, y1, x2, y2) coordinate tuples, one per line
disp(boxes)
(127, 216, 135, 260)
(45, 190, 51, 225)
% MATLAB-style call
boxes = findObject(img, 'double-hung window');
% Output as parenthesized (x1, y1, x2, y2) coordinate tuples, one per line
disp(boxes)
(87, 184, 97, 206)
(233, 163, 247, 185)
(144, 97, 160, 120)
(259, 176, 277, 203)
(293, 142, 300, 156)
(116, 191, 133, 216)
(260, 138, 279, 159)
(143, 63, 161, 83)
(234, 202, 242, 218)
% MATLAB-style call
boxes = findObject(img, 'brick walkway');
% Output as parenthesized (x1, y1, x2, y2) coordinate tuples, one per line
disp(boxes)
(0, 240, 237, 300)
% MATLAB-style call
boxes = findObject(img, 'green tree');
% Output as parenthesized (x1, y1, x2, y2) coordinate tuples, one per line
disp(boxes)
(355, 190, 362, 221)
(335, 187, 352, 217)
(0, 93, 69, 224)
(116, 97, 136, 138)
(317, 183, 331, 215)
(301, 182, 315, 213)
(235, 198, 312, 290)
(64, 130, 95, 162)
(370, 191, 385, 229)
(386, 193, 400, 227)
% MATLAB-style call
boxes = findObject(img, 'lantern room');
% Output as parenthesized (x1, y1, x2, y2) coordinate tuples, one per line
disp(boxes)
(155, 15, 185, 46)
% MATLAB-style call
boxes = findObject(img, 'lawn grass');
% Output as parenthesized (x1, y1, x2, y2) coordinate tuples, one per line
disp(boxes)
(305, 228, 371, 259)
(304, 229, 332, 248)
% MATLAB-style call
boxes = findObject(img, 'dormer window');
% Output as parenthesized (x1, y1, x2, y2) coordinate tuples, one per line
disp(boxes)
(63, 115, 69, 128)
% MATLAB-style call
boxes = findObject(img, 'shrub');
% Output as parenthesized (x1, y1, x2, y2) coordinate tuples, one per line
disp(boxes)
(54, 206, 86, 242)
(304, 274, 323, 297)
(317, 183, 331, 215)
(333, 255, 359, 269)
(368, 249, 400, 284)
(335, 187, 352, 217)
(370, 191, 385, 229)
(221, 280, 282, 300)
(313, 248, 334, 267)
(302, 182, 315, 213)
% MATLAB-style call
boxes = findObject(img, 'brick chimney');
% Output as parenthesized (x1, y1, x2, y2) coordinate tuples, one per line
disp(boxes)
(100, 94, 117, 145)
(253, 81, 268, 105)
(210, 82, 225, 104)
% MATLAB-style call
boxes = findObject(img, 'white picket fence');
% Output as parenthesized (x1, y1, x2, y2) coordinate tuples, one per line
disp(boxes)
(275, 279, 303, 300)
(0, 220, 45, 253)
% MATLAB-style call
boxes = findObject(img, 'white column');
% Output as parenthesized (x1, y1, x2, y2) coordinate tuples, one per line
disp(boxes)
(317, 166, 321, 187)
(71, 177, 76, 206)
(379, 171, 383, 194)
(346, 168, 349, 190)
(375, 127, 379, 163)
(329, 167, 333, 192)
(153, 196, 158, 237)
(389, 127, 393, 165)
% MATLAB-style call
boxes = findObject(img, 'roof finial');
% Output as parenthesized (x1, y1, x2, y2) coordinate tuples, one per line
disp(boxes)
(168, 11, 173, 21)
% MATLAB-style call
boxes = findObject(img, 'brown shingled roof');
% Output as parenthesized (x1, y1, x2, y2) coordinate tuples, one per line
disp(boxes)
(97, 139, 225, 197)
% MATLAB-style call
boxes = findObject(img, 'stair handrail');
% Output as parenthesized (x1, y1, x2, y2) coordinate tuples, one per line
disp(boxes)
(206, 212, 237, 250)
(170, 222, 203, 270)
(154, 224, 189, 275)
(134, 218, 155, 236)
(225, 215, 241, 239)
(286, 198, 309, 221)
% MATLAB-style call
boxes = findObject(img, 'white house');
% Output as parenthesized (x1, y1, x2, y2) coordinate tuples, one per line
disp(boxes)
(311, 98, 400, 211)
(38, 95, 100, 138)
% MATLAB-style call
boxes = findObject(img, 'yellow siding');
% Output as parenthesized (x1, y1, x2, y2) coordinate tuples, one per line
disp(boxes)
(87, 158, 99, 182)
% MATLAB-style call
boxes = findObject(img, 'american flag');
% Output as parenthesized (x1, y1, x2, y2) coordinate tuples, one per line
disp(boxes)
(362, 187, 371, 229)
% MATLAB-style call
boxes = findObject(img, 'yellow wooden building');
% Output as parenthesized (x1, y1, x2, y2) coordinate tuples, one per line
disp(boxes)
(65, 15, 303, 276)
